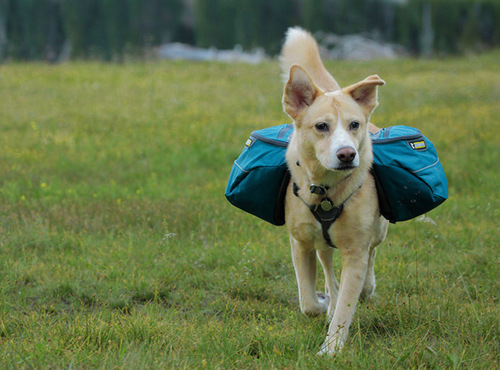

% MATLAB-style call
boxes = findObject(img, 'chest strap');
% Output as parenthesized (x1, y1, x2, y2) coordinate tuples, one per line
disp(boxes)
(292, 182, 344, 248)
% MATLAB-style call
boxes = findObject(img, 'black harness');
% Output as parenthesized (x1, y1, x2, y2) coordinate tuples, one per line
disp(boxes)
(292, 180, 361, 249)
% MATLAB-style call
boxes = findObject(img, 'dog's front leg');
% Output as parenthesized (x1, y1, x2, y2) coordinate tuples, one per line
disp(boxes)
(318, 247, 369, 355)
(317, 249, 339, 320)
(290, 236, 330, 316)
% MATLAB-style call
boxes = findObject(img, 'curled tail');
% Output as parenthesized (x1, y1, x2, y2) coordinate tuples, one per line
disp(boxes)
(280, 27, 340, 92)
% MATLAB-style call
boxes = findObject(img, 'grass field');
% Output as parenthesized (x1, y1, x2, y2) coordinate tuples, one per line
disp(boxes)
(0, 52, 499, 368)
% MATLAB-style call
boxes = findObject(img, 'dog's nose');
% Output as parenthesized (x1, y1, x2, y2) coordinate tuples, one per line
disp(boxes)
(336, 147, 356, 163)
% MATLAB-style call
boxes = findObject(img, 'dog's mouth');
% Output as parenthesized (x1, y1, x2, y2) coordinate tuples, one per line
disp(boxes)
(334, 163, 357, 171)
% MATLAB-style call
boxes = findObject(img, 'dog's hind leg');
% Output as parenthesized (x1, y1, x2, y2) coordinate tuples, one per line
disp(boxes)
(290, 237, 330, 316)
(360, 246, 377, 301)
(361, 220, 388, 301)
(317, 249, 339, 321)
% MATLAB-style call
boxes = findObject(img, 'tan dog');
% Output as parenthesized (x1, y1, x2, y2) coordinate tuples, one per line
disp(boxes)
(280, 28, 389, 355)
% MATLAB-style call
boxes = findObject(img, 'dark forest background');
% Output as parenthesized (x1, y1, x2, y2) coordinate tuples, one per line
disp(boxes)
(0, 0, 499, 62)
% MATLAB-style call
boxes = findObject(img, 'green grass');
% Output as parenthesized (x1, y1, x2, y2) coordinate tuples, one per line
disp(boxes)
(0, 52, 499, 368)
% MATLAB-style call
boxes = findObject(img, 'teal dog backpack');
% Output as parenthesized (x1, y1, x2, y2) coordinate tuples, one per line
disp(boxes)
(225, 124, 293, 225)
(370, 125, 448, 222)
(225, 124, 448, 225)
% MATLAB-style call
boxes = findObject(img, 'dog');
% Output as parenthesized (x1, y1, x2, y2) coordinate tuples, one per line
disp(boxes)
(280, 28, 389, 355)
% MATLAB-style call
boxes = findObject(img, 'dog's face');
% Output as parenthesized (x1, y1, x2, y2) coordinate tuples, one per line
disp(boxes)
(283, 65, 384, 174)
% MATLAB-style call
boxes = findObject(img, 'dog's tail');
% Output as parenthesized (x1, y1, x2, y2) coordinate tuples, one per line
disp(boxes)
(280, 27, 340, 92)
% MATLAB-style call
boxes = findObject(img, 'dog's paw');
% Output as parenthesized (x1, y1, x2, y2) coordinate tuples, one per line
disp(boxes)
(359, 281, 376, 302)
(317, 335, 344, 356)
(316, 291, 330, 312)
(300, 292, 330, 316)
(316, 291, 329, 303)
(317, 340, 339, 357)
(317, 341, 331, 356)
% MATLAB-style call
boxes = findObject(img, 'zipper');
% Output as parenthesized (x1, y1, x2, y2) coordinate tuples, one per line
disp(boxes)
(372, 133, 423, 144)
(372, 134, 424, 145)
(371, 126, 423, 144)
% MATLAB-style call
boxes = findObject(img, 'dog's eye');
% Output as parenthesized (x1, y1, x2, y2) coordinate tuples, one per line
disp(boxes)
(315, 122, 329, 132)
(349, 121, 360, 131)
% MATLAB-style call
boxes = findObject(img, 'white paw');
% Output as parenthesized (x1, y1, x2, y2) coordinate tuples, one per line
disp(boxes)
(317, 335, 344, 356)
(300, 292, 331, 316)
(317, 341, 337, 356)
(316, 291, 330, 310)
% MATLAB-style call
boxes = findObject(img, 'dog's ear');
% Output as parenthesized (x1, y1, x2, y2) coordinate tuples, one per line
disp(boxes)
(283, 64, 322, 120)
(344, 75, 385, 116)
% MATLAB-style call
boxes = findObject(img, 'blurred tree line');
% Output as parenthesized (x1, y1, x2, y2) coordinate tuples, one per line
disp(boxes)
(0, 0, 498, 61)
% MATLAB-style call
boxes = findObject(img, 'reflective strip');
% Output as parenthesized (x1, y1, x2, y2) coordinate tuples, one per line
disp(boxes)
(234, 161, 250, 173)
(411, 158, 440, 174)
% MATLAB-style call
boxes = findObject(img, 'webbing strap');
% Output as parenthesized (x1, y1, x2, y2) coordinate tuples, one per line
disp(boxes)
(292, 183, 344, 249)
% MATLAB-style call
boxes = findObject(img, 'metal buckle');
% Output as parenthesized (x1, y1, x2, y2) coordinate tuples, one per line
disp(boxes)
(310, 184, 328, 196)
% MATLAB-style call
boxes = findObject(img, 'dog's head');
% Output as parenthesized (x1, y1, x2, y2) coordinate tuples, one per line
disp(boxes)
(283, 64, 384, 174)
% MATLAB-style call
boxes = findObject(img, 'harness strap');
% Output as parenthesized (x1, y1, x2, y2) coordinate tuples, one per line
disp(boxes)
(293, 183, 344, 248)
